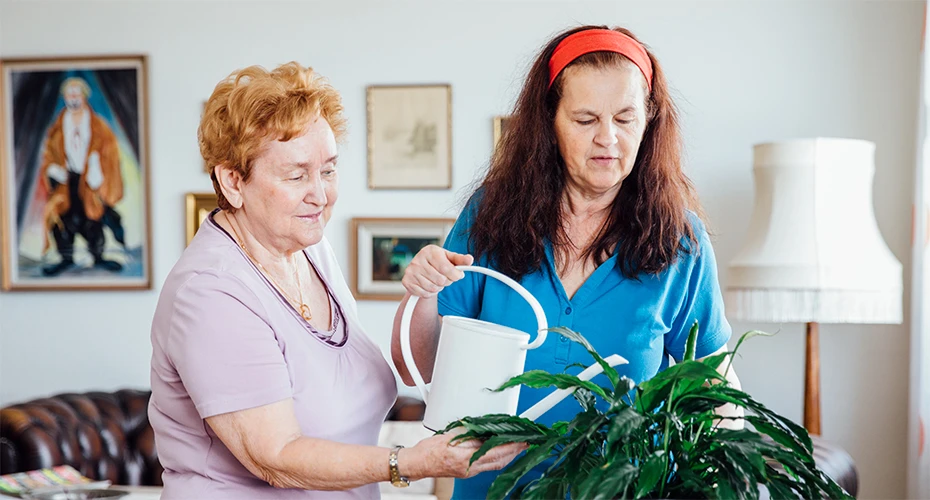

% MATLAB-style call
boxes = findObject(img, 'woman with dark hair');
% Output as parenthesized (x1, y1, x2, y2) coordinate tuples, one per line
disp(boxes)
(391, 25, 742, 498)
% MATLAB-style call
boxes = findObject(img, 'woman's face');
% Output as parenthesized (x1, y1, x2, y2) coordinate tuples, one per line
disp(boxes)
(238, 116, 339, 253)
(553, 62, 648, 199)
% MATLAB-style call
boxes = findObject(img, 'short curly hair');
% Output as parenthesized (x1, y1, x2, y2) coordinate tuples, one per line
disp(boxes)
(199, 61, 347, 211)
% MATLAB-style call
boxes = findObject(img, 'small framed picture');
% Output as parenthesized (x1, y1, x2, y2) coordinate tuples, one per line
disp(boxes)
(493, 115, 512, 149)
(185, 192, 218, 246)
(351, 217, 456, 300)
(0, 55, 152, 291)
(367, 84, 452, 189)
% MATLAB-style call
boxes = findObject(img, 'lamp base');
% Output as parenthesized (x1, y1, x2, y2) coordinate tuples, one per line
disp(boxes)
(804, 321, 821, 436)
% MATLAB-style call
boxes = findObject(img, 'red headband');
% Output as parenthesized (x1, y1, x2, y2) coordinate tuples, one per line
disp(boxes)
(548, 29, 653, 91)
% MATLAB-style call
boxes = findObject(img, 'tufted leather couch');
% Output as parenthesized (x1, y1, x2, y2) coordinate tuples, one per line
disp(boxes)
(0, 389, 159, 486)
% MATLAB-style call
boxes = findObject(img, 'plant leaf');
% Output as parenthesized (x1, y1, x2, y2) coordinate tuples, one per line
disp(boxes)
(683, 320, 700, 361)
(634, 451, 667, 498)
(700, 351, 730, 372)
(573, 388, 596, 412)
(486, 437, 561, 500)
(445, 414, 551, 438)
(606, 406, 649, 448)
(732, 329, 775, 356)
(548, 326, 621, 389)
(744, 415, 810, 459)
(467, 435, 525, 466)
(519, 476, 567, 500)
(613, 376, 637, 404)
(716, 386, 815, 455)
(496, 370, 611, 402)
(637, 361, 725, 413)
(574, 460, 638, 500)
(593, 461, 639, 500)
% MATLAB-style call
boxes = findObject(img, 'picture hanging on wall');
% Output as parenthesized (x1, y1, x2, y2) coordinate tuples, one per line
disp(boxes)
(185, 192, 218, 246)
(0, 55, 152, 290)
(493, 114, 512, 150)
(350, 217, 456, 300)
(367, 84, 452, 189)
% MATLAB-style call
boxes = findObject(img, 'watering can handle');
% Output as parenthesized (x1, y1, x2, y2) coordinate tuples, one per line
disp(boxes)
(399, 265, 550, 403)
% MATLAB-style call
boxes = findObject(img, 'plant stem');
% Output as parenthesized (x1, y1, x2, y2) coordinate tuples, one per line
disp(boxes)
(658, 380, 677, 498)
(693, 420, 705, 446)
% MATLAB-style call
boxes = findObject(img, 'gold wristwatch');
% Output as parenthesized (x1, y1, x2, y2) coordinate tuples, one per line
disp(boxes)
(389, 445, 410, 488)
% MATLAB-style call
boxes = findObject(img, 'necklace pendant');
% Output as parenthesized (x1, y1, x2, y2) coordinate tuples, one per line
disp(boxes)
(299, 304, 313, 321)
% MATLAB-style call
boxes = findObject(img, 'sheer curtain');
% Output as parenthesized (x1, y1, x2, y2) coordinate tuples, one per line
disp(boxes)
(909, 3, 930, 498)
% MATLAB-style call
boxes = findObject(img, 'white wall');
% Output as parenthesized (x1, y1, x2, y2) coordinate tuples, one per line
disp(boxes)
(0, 1, 919, 497)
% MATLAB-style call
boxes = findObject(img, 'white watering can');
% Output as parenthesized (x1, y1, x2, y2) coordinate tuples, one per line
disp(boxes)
(400, 265, 628, 431)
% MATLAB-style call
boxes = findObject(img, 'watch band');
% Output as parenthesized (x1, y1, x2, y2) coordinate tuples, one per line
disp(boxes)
(389, 445, 410, 488)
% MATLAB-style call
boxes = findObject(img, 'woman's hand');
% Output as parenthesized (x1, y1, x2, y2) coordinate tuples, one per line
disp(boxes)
(400, 431, 527, 480)
(401, 245, 474, 299)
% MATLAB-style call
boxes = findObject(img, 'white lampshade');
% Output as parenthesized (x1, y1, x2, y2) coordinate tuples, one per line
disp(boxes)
(725, 138, 903, 324)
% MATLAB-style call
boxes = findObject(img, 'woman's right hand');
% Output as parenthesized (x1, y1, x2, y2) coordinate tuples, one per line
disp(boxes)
(401, 431, 527, 480)
(401, 245, 474, 299)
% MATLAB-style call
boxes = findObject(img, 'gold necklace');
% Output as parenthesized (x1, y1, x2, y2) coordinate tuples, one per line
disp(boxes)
(226, 214, 313, 321)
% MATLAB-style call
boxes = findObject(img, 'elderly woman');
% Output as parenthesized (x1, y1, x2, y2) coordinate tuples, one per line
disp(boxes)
(392, 26, 742, 498)
(148, 62, 524, 499)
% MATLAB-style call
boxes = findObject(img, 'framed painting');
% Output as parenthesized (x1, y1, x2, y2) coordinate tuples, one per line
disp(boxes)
(493, 114, 512, 149)
(350, 217, 456, 300)
(185, 192, 218, 246)
(367, 84, 452, 189)
(0, 55, 152, 290)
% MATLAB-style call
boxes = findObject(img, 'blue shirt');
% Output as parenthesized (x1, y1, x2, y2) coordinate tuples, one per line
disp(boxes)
(437, 200, 732, 499)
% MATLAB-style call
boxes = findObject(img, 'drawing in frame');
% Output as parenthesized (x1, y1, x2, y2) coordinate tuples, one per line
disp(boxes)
(351, 217, 455, 300)
(493, 114, 512, 150)
(185, 192, 218, 246)
(367, 84, 452, 189)
(0, 55, 152, 290)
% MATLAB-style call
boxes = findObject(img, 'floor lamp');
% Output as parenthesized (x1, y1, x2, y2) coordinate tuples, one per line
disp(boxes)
(725, 138, 903, 435)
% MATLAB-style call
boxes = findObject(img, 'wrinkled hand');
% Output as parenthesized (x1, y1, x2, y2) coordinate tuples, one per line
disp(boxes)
(402, 429, 527, 480)
(401, 245, 473, 299)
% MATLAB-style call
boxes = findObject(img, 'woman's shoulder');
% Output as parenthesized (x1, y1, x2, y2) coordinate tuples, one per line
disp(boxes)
(675, 210, 714, 266)
(162, 222, 260, 298)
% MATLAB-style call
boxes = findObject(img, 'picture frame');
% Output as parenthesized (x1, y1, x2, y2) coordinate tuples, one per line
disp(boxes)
(0, 55, 152, 290)
(366, 84, 452, 189)
(493, 114, 512, 149)
(350, 217, 456, 301)
(185, 192, 218, 246)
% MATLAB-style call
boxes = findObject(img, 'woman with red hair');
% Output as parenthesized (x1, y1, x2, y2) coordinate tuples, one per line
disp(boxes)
(392, 25, 742, 498)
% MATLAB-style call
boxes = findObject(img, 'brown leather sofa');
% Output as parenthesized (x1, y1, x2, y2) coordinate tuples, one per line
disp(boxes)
(1, 389, 158, 486)
(0, 390, 858, 496)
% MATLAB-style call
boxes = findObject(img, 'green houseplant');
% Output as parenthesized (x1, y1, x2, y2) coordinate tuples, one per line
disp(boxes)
(442, 324, 853, 500)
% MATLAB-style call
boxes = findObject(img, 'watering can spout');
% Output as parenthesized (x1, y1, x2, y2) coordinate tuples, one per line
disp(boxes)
(518, 354, 629, 422)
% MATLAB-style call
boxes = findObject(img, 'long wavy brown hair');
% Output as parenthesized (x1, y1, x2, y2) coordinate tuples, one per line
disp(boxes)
(469, 25, 704, 281)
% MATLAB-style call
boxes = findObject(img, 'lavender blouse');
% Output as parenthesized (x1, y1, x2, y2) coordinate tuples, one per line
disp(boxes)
(149, 211, 398, 499)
